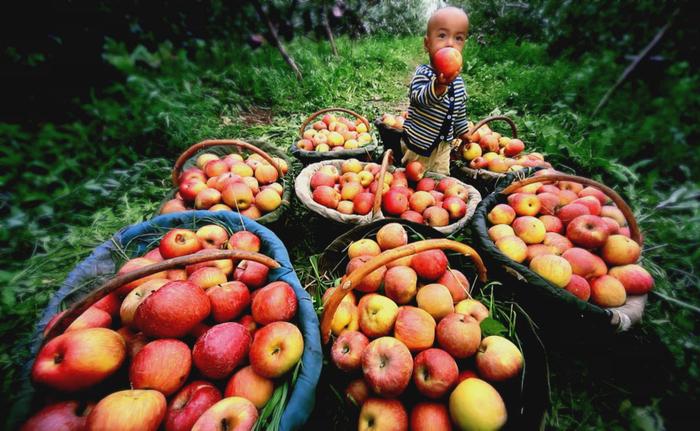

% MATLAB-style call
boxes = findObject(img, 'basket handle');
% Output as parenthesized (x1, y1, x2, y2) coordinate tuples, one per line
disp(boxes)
(320, 239, 488, 344)
(371, 149, 394, 217)
(466, 115, 518, 140)
(43, 249, 281, 343)
(501, 173, 642, 246)
(298, 107, 371, 138)
(172, 139, 284, 186)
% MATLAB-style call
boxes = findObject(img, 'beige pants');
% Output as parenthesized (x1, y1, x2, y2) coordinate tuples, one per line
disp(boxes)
(401, 139, 457, 175)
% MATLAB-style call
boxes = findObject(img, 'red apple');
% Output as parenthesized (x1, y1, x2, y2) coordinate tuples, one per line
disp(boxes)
(164, 381, 222, 431)
(313, 185, 341, 209)
(454, 299, 490, 322)
(353, 192, 375, 215)
(224, 366, 274, 409)
(346, 255, 387, 293)
(249, 321, 304, 378)
(193, 322, 251, 380)
(359, 398, 408, 431)
(251, 281, 298, 325)
(331, 330, 370, 372)
(20, 400, 91, 431)
(191, 397, 258, 431)
(233, 260, 270, 289)
(443, 196, 467, 219)
(566, 215, 610, 248)
(433, 46, 462, 76)
(87, 390, 166, 431)
(134, 281, 211, 338)
(409, 190, 435, 213)
(562, 247, 608, 279)
(423, 206, 450, 227)
(130, 339, 191, 396)
(411, 249, 448, 281)
(362, 337, 413, 397)
(416, 177, 436, 192)
(405, 161, 425, 182)
(345, 378, 370, 407)
(227, 231, 261, 253)
(195, 225, 229, 249)
(590, 275, 627, 307)
(92, 292, 120, 317)
(383, 189, 409, 216)
(565, 274, 591, 301)
(413, 348, 459, 398)
(572, 196, 602, 216)
(539, 214, 563, 233)
(608, 264, 655, 295)
(159, 229, 203, 259)
(393, 306, 436, 352)
(400, 210, 424, 224)
(410, 402, 452, 431)
(179, 180, 207, 202)
(384, 266, 418, 304)
(507, 193, 541, 216)
(437, 312, 481, 358)
(556, 203, 590, 224)
(207, 281, 250, 323)
(475, 335, 523, 382)
(116, 257, 168, 295)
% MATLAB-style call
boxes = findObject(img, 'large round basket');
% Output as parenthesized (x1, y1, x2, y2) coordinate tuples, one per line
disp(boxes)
(373, 117, 404, 161)
(294, 150, 481, 236)
(472, 172, 648, 342)
(289, 107, 380, 165)
(309, 219, 549, 430)
(9, 211, 322, 431)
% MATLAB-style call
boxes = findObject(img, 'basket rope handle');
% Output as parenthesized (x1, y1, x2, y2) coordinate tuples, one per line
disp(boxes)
(320, 239, 487, 344)
(43, 249, 281, 343)
(371, 149, 394, 217)
(299, 107, 371, 138)
(172, 139, 284, 186)
(501, 173, 642, 246)
(466, 115, 518, 140)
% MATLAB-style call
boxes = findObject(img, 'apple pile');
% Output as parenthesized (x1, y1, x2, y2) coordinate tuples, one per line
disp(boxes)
(487, 170, 654, 308)
(310, 159, 471, 228)
(160, 151, 289, 219)
(379, 111, 408, 131)
(25, 226, 304, 431)
(462, 122, 551, 173)
(325, 223, 523, 431)
(297, 113, 373, 152)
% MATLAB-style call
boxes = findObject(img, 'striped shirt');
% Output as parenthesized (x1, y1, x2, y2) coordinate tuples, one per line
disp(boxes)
(405, 64, 469, 157)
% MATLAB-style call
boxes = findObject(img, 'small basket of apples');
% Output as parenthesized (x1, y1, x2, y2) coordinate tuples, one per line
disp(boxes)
(294, 149, 481, 235)
(304, 220, 549, 430)
(12, 211, 321, 431)
(454, 116, 551, 195)
(290, 107, 380, 165)
(472, 170, 653, 340)
(159, 139, 292, 225)
(374, 111, 408, 160)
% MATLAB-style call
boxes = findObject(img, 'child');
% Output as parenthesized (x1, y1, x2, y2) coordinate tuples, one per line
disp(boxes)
(401, 6, 470, 175)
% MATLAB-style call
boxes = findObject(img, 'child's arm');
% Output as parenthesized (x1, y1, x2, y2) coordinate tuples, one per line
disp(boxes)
(453, 82, 470, 142)
(410, 66, 458, 108)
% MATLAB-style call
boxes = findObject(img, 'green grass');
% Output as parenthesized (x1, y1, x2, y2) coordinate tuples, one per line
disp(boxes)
(2, 33, 699, 429)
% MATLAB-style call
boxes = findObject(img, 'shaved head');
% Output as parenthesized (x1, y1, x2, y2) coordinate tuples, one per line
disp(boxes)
(427, 6, 469, 34)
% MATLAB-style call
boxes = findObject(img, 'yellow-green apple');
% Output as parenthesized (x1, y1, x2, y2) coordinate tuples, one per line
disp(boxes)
(529, 254, 572, 287)
(161, 199, 188, 214)
(557, 189, 579, 206)
(449, 378, 507, 431)
(405, 161, 425, 182)
(507, 193, 541, 216)
(224, 366, 274, 409)
(384, 266, 418, 304)
(600, 205, 627, 227)
(437, 312, 481, 359)
(130, 339, 191, 396)
(345, 378, 370, 407)
(358, 294, 399, 338)
(263, 182, 284, 196)
(205, 159, 229, 178)
(20, 400, 92, 431)
(536, 192, 560, 215)
(608, 264, 654, 295)
(251, 281, 297, 325)
(443, 196, 467, 220)
(233, 259, 269, 288)
(488, 224, 515, 242)
(195, 225, 229, 249)
(222, 182, 254, 210)
(341, 182, 363, 202)
(255, 188, 282, 213)
(197, 153, 220, 170)
(230, 161, 254, 178)
(526, 244, 556, 262)
(116, 326, 148, 359)
(579, 186, 610, 205)
(409, 191, 435, 213)
(463, 142, 482, 161)
(188, 266, 227, 290)
(359, 398, 408, 431)
(346, 256, 387, 293)
(134, 281, 211, 338)
(191, 397, 257, 431)
(411, 249, 448, 281)
(572, 196, 602, 216)
(160, 228, 203, 259)
(436, 268, 470, 303)
(165, 381, 221, 431)
(193, 322, 251, 380)
(331, 330, 370, 372)
(556, 203, 590, 224)
(303, 129, 317, 140)
(310, 171, 335, 190)
(249, 321, 304, 378)
(376, 223, 408, 250)
(32, 328, 126, 391)
(543, 232, 573, 255)
(348, 239, 381, 259)
(87, 390, 165, 431)
(393, 306, 436, 352)
(227, 231, 260, 253)
(539, 214, 563, 233)
(416, 283, 454, 320)
(562, 247, 608, 279)
(120, 279, 169, 326)
(601, 235, 641, 266)
(487, 204, 515, 225)
(487, 157, 510, 173)
(179, 180, 207, 202)
(353, 192, 375, 215)
(362, 337, 413, 397)
(495, 235, 528, 263)
(357, 170, 374, 187)
(455, 299, 490, 322)
(207, 281, 250, 323)
(512, 216, 546, 244)
(416, 177, 436, 192)
(424, 206, 450, 227)
(330, 301, 360, 336)
(564, 274, 591, 301)
(116, 257, 168, 295)
(589, 275, 627, 307)
(297, 138, 314, 150)
(194, 188, 221, 209)
(340, 172, 361, 187)
(476, 335, 523, 381)
(341, 158, 362, 174)
(566, 215, 610, 248)
(319, 164, 340, 179)
(209, 203, 233, 211)
(410, 402, 452, 431)
(254, 164, 278, 185)
(558, 180, 583, 194)
(413, 348, 459, 398)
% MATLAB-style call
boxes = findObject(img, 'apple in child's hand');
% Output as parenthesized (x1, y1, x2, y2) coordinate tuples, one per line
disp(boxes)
(433, 47, 462, 77)
(193, 322, 251, 380)
(87, 390, 166, 431)
(191, 397, 258, 431)
(164, 380, 222, 431)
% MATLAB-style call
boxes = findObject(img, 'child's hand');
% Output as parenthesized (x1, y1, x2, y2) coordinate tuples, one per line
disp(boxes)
(436, 70, 460, 86)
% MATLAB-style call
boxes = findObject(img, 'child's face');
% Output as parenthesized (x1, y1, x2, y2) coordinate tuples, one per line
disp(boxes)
(424, 8, 469, 65)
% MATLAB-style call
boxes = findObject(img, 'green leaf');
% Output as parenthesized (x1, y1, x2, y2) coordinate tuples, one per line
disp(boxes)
(480, 317, 508, 337)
